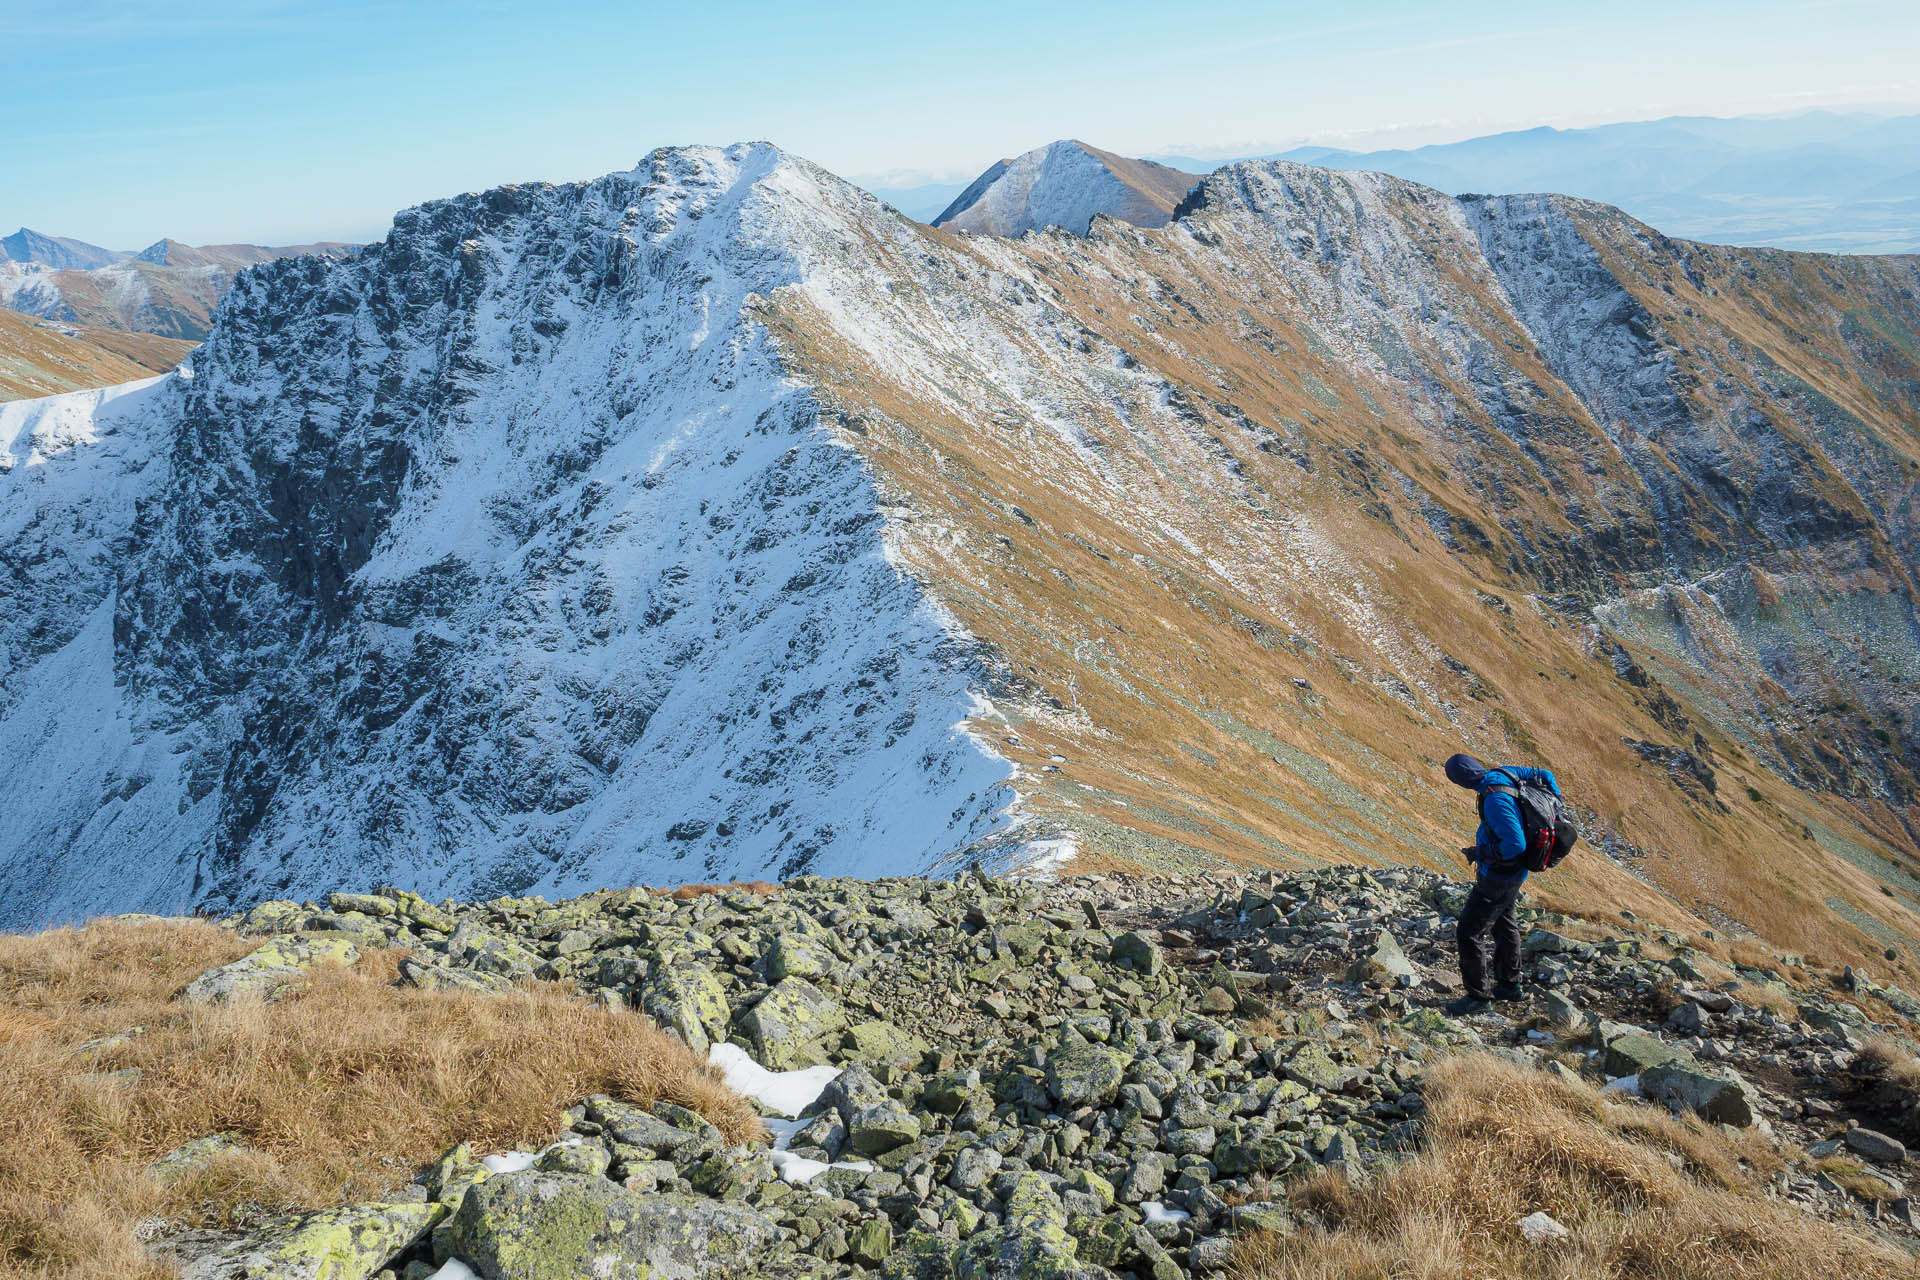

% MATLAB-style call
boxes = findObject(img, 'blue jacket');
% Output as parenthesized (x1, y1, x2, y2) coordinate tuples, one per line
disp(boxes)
(1473, 766, 1559, 883)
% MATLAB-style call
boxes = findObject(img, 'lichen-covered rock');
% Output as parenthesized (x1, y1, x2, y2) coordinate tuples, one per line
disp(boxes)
(763, 934, 833, 985)
(391, 890, 457, 934)
(1043, 1039, 1126, 1107)
(1601, 1030, 1693, 1078)
(842, 1019, 931, 1064)
(1110, 931, 1164, 976)
(326, 892, 394, 918)
(1279, 1042, 1343, 1091)
(183, 934, 359, 1004)
(181, 1200, 444, 1280)
(447, 1172, 778, 1279)
(443, 922, 541, 980)
(736, 977, 847, 1068)
(152, 1132, 244, 1180)
(398, 954, 517, 994)
(639, 964, 730, 1056)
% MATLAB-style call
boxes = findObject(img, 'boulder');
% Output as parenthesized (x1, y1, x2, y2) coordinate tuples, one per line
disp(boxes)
(1601, 1031, 1692, 1078)
(326, 892, 394, 918)
(1845, 1128, 1909, 1165)
(735, 978, 846, 1069)
(1665, 1002, 1706, 1034)
(1639, 1064, 1755, 1127)
(443, 922, 542, 980)
(447, 1172, 778, 1280)
(180, 1201, 444, 1280)
(1542, 991, 1589, 1034)
(1346, 929, 1418, 986)
(1110, 931, 1164, 976)
(1280, 1042, 1344, 1091)
(950, 1173, 1086, 1279)
(762, 934, 832, 984)
(639, 965, 730, 1056)
(841, 1019, 931, 1064)
(183, 935, 360, 1004)
(1042, 1039, 1127, 1108)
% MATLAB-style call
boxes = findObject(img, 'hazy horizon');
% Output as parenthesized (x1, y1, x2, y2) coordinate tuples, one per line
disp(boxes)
(8, 0, 1920, 247)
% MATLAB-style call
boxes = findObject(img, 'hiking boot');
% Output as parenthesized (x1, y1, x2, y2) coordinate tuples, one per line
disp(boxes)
(1445, 995, 1492, 1016)
(1492, 982, 1526, 1002)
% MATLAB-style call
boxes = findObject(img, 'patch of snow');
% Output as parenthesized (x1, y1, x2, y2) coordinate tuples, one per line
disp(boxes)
(479, 1134, 580, 1174)
(1601, 1074, 1643, 1097)
(708, 1043, 840, 1119)
(1006, 834, 1078, 881)
(766, 1148, 875, 1186)
(427, 1260, 479, 1280)
(480, 1151, 537, 1174)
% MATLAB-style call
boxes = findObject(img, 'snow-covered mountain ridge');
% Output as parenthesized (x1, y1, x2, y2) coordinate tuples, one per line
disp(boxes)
(0, 146, 1021, 924)
(2, 142, 1917, 982)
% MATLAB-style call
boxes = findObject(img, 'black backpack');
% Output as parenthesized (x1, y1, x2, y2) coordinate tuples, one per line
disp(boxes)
(1479, 775, 1580, 872)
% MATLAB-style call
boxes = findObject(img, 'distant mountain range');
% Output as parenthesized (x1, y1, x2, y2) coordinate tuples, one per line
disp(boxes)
(0, 229, 357, 346)
(861, 111, 1920, 252)
(1153, 110, 1920, 254)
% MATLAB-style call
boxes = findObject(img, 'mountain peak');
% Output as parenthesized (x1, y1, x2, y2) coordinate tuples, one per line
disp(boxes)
(932, 139, 1200, 236)
(0, 227, 126, 270)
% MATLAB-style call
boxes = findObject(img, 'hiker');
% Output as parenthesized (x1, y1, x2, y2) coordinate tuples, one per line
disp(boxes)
(1442, 752, 1562, 1015)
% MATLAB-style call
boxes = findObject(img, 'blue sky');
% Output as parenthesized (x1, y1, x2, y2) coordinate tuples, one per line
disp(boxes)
(7, 0, 1919, 246)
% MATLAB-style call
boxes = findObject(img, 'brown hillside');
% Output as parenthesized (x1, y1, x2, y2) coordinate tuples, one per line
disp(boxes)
(0, 310, 194, 401)
(759, 159, 1920, 979)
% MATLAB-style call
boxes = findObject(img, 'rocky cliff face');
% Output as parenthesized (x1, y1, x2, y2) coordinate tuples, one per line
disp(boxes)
(1, 143, 1917, 974)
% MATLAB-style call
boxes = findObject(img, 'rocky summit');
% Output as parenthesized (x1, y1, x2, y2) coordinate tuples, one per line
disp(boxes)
(156, 865, 1920, 1279)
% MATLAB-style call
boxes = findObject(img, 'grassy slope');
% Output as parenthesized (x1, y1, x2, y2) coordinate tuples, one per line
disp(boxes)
(0, 919, 758, 1280)
(0, 309, 194, 400)
(1229, 1054, 1914, 1280)
(760, 183, 1920, 981)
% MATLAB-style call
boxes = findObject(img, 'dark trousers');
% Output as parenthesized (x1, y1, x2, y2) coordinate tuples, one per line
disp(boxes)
(1457, 878, 1523, 999)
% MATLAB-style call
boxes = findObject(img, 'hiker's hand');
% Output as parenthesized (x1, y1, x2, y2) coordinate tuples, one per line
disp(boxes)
(1460, 845, 1480, 864)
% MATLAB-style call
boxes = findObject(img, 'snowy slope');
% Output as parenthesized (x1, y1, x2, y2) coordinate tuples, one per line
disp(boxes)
(933, 140, 1198, 236)
(0, 145, 1017, 924)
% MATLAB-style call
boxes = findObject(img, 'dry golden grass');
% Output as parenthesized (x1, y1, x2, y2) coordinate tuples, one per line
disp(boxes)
(1230, 1053, 1911, 1280)
(654, 881, 780, 901)
(1858, 1035, 1920, 1092)
(0, 918, 759, 1280)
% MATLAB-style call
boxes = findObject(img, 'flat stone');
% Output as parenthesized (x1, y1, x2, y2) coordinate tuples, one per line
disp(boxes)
(447, 1172, 778, 1280)
(736, 978, 846, 1069)
(180, 1200, 444, 1280)
(1845, 1128, 1909, 1165)
(184, 934, 360, 1004)
(1640, 1064, 1755, 1127)
(1042, 1040, 1127, 1108)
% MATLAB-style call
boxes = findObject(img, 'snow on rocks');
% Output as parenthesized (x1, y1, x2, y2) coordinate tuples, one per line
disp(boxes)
(0, 144, 1023, 926)
(708, 1042, 842, 1119)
